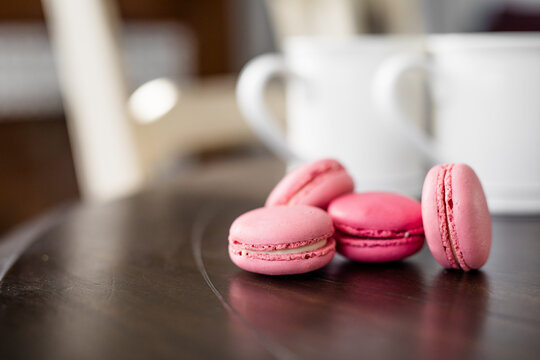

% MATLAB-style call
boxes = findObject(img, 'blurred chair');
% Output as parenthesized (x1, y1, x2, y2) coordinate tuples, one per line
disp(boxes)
(42, 0, 266, 202)
(42, 0, 144, 202)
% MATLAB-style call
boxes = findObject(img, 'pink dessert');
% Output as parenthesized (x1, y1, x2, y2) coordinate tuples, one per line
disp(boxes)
(228, 205, 336, 275)
(328, 192, 425, 262)
(265, 158, 354, 209)
(422, 163, 491, 271)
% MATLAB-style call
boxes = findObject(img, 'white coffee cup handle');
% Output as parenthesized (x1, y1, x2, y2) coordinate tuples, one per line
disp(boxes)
(373, 53, 441, 164)
(236, 54, 300, 162)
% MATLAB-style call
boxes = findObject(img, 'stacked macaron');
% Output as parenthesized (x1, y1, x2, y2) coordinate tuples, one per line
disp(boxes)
(228, 159, 354, 275)
(265, 159, 355, 209)
(228, 158, 492, 275)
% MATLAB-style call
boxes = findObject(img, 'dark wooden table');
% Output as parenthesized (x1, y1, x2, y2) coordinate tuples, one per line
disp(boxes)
(1, 155, 539, 360)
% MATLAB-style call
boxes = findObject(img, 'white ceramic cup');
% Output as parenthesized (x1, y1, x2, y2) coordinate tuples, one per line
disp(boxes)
(373, 33, 540, 214)
(237, 36, 426, 197)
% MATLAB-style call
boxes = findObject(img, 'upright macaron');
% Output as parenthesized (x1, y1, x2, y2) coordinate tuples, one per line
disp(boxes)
(228, 205, 336, 275)
(266, 159, 354, 209)
(328, 192, 425, 262)
(422, 163, 491, 271)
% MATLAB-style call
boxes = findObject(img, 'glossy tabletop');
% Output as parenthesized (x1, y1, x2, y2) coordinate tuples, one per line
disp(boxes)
(0, 156, 539, 360)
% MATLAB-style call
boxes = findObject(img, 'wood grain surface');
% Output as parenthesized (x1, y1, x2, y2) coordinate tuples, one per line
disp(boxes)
(0, 156, 539, 360)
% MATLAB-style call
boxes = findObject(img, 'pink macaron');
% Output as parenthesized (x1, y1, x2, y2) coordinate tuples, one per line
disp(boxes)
(421, 163, 491, 271)
(265, 158, 354, 209)
(328, 192, 425, 262)
(228, 205, 336, 275)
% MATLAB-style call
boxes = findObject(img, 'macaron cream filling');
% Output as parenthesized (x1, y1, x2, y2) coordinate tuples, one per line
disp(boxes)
(332, 221, 424, 248)
(334, 223, 424, 240)
(437, 164, 470, 270)
(238, 239, 328, 256)
(229, 236, 336, 261)
(335, 233, 424, 248)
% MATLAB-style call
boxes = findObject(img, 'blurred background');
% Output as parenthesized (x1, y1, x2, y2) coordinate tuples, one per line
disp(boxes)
(1, 0, 540, 236)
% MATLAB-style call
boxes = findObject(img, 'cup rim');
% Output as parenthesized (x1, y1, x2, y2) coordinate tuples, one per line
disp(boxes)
(282, 32, 540, 53)
(427, 32, 540, 51)
(283, 35, 423, 53)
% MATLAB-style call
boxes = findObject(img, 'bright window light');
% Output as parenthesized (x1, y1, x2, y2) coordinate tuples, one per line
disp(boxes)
(129, 78, 180, 124)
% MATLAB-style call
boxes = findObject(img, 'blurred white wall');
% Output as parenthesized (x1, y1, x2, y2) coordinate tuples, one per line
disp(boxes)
(0, 22, 194, 119)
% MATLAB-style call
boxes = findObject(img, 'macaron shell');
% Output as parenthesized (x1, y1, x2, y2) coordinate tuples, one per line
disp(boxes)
(287, 169, 355, 209)
(329, 192, 424, 232)
(229, 238, 336, 275)
(229, 205, 334, 248)
(265, 159, 354, 208)
(336, 234, 424, 262)
(448, 164, 491, 269)
(422, 166, 454, 269)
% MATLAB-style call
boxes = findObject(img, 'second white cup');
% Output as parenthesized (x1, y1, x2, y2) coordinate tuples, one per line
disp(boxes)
(373, 33, 540, 214)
